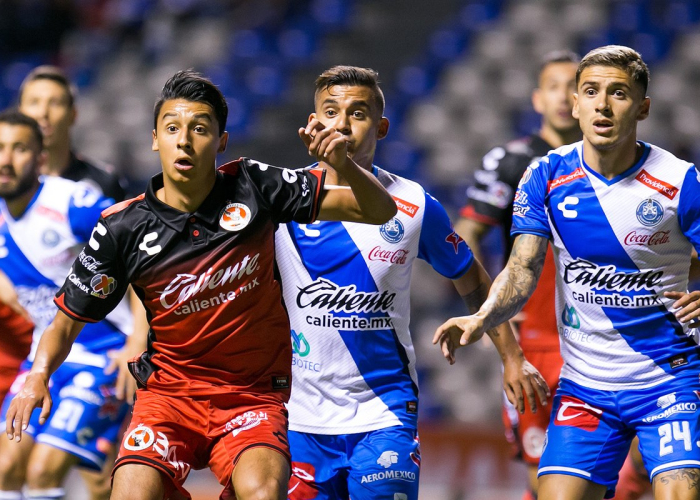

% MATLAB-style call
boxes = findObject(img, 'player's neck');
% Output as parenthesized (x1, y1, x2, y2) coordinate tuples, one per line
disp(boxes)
(582, 137, 643, 180)
(41, 142, 72, 177)
(158, 171, 216, 213)
(538, 124, 580, 149)
(4, 182, 40, 219)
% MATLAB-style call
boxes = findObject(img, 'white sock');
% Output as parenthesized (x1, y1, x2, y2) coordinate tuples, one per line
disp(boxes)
(25, 489, 64, 500)
(0, 491, 22, 500)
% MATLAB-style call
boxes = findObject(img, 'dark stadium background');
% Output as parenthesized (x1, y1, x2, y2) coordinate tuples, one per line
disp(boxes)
(3, 0, 698, 497)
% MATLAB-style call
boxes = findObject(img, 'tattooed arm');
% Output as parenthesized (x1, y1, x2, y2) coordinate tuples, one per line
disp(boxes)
(439, 251, 549, 413)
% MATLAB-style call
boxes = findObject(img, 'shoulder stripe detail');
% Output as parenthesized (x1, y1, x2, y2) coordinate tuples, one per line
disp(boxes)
(309, 167, 325, 221)
(101, 194, 145, 218)
(54, 294, 99, 323)
(218, 158, 243, 176)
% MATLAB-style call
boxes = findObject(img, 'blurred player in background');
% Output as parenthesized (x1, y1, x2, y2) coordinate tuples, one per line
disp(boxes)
(0, 110, 131, 500)
(18, 64, 146, 500)
(436, 45, 700, 500)
(456, 49, 581, 500)
(6, 69, 397, 500)
(18, 66, 126, 202)
(277, 65, 548, 500)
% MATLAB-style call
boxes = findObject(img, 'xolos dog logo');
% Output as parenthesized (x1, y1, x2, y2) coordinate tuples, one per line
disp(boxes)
(220, 203, 252, 231)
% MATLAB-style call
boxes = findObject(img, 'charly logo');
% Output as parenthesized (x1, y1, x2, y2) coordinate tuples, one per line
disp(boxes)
(220, 203, 252, 232)
(561, 305, 580, 328)
(636, 199, 664, 227)
(291, 330, 310, 357)
(380, 218, 404, 243)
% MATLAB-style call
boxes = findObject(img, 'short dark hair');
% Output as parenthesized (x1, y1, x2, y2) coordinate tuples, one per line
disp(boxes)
(153, 70, 228, 136)
(576, 45, 650, 94)
(539, 50, 581, 74)
(19, 65, 76, 108)
(314, 66, 385, 116)
(0, 109, 43, 150)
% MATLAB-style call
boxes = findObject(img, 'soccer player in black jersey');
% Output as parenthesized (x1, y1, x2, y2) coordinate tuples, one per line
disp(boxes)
(7, 70, 396, 500)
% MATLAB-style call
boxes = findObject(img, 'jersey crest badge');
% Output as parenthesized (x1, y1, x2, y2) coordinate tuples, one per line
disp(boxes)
(220, 203, 252, 232)
(379, 218, 404, 243)
(636, 199, 664, 227)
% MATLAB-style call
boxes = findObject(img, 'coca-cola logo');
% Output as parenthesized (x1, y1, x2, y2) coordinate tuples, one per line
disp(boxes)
(296, 278, 395, 313)
(563, 259, 663, 292)
(624, 230, 670, 247)
(368, 246, 409, 265)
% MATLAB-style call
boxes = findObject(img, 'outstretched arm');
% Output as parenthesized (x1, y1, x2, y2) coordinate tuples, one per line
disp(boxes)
(6, 310, 85, 441)
(479, 233, 549, 332)
(299, 119, 396, 224)
(436, 257, 549, 413)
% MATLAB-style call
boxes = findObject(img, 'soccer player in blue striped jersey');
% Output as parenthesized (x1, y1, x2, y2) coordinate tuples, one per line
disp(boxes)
(276, 65, 549, 500)
(435, 46, 700, 500)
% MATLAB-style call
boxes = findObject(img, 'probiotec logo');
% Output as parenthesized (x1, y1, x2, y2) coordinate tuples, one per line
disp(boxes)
(547, 167, 585, 193)
(635, 170, 678, 200)
(158, 253, 259, 309)
(392, 196, 419, 218)
(563, 259, 663, 292)
(296, 278, 395, 313)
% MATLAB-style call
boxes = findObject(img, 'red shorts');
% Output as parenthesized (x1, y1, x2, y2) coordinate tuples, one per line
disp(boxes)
(113, 389, 290, 499)
(502, 349, 563, 465)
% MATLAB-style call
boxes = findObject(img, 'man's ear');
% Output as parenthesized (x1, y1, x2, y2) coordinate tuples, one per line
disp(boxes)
(637, 97, 650, 122)
(532, 88, 544, 115)
(377, 117, 390, 140)
(152, 130, 159, 151)
(308, 112, 317, 124)
(572, 93, 580, 120)
(218, 131, 229, 153)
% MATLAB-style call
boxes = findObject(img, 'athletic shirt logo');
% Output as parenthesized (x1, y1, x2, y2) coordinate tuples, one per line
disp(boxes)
(636, 199, 664, 227)
(379, 217, 404, 243)
(220, 203, 252, 232)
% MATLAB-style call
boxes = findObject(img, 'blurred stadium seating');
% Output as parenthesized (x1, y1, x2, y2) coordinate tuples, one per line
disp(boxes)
(2, 0, 695, 497)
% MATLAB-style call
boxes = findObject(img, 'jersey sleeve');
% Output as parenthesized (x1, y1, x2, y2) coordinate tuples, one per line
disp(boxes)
(678, 165, 700, 253)
(67, 183, 116, 242)
(54, 218, 129, 323)
(246, 161, 326, 224)
(460, 146, 519, 226)
(418, 191, 474, 279)
(510, 157, 552, 239)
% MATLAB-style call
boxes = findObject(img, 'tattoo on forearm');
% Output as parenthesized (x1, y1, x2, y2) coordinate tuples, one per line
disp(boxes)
(654, 468, 700, 491)
(483, 235, 547, 328)
(461, 283, 489, 315)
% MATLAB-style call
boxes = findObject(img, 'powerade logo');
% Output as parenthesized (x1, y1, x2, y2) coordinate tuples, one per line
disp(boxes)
(636, 199, 664, 227)
(561, 305, 580, 328)
(291, 330, 310, 357)
(380, 218, 404, 243)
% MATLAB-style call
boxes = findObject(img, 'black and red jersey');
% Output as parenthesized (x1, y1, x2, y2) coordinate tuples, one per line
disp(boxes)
(460, 134, 558, 350)
(55, 158, 325, 401)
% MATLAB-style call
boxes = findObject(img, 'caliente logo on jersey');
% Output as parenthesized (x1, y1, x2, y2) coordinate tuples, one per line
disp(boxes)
(220, 203, 252, 231)
(636, 198, 664, 227)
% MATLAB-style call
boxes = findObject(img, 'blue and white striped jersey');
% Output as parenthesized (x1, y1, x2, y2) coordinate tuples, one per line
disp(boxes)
(0, 176, 130, 367)
(276, 166, 473, 434)
(512, 141, 700, 390)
